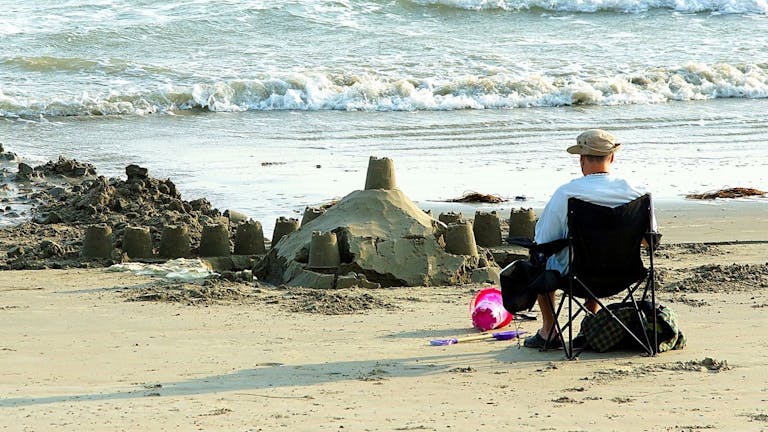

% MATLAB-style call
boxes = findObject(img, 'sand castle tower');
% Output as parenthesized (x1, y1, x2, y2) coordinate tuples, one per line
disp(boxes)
(364, 156, 396, 190)
(234, 220, 266, 255)
(199, 222, 231, 257)
(473, 211, 502, 247)
(159, 225, 191, 259)
(508, 208, 537, 239)
(122, 226, 153, 259)
(438, 211, 464, 225)
(301, 207, 325, 227)
(81, 225, 113, 258)
(444, 221, 479, 257)
(308, 231, 341, 269)
(272, 217, 300, 247)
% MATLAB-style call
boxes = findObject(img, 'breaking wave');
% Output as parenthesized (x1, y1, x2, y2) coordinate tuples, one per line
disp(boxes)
(2, 62, 768, 118)
(406, 0, 768, 14)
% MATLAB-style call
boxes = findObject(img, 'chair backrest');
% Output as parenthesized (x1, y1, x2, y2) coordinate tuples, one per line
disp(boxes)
(567, 194, 652, 297)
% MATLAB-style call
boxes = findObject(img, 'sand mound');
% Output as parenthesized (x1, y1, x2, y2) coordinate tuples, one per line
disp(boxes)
(256, 188, 496, 287)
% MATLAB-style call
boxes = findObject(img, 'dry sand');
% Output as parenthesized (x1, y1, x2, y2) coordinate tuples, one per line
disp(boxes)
(2, 204, 768, 432)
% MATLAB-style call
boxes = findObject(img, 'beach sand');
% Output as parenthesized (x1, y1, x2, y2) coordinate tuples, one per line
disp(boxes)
(1, 205, 767, 431)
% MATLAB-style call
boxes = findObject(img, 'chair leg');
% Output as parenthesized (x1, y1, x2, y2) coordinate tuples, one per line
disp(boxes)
(542, 293, 565, 351)
(542, 290, 594, 359)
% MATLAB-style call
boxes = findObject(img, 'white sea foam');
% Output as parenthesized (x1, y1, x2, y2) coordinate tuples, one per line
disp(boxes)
(1, 62, 767, 118)
(408, 0, 768, 13)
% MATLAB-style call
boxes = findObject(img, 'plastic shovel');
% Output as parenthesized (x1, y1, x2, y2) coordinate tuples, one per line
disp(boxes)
(429, 329, 527, 346)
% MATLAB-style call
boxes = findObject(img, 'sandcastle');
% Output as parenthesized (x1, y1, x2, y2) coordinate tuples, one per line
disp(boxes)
(256, 156, 498, 288)
(438, 211, 464, 225)
(234, 220, 266, 255)
(81, 225, 113, 258)
(272, 217, 299, 247)
(508, 208, 537, 239)
(473, 211, 502, 247)
(158, 225, 191, 259)
(301, 207, 325, 227)
(122, 226, 153, 259)
(199, 223, 231, 257)
(70, 156, 499, 288)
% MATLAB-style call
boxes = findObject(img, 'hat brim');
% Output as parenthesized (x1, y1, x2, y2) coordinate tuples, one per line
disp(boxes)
(566, 143, 621, 156)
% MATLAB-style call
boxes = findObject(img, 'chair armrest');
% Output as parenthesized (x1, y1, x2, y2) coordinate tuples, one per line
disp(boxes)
(506, 236, 569, 258)
(506, 236, 536, 248)
(535, 238, 570, 257)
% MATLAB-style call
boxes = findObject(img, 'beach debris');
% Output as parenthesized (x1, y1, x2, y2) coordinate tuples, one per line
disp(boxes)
(685, 187, 766, 200)
(447, 191, 506, 203)
(108, 258, 217, 281)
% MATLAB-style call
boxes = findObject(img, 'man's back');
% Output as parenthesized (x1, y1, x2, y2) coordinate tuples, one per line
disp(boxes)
(534, 173, 653, 274)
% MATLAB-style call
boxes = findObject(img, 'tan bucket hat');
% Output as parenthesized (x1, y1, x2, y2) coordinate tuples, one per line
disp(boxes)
(567, 129, 621, 156)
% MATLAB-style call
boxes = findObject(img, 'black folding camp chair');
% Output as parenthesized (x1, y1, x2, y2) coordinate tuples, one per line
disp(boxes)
(506, 193, 660, 359)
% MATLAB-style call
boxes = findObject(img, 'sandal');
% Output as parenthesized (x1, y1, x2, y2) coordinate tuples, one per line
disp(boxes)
(523, 332, 562, 349)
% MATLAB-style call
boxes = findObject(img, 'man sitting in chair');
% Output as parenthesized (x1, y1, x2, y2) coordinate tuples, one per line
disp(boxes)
(524, 129, 657, 349)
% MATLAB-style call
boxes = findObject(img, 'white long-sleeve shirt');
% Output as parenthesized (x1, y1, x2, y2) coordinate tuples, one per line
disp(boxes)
(534, 173, 657, 274)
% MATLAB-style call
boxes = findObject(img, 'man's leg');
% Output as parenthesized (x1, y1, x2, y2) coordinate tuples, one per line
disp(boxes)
(523, 291, 561, 348)
(585, 298, 600, 314)
(537, 291, 558, 339)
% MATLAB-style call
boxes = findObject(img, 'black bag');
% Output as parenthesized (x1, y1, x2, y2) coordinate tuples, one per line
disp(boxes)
(499, 260, 542, 313)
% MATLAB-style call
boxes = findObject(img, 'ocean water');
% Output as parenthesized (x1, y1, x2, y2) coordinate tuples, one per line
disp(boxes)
(2, 0, 767, 232)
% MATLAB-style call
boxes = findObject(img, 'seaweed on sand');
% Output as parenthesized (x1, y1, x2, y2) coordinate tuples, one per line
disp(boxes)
(686, 187, 766, 200)
(447, 192, 506, 203)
